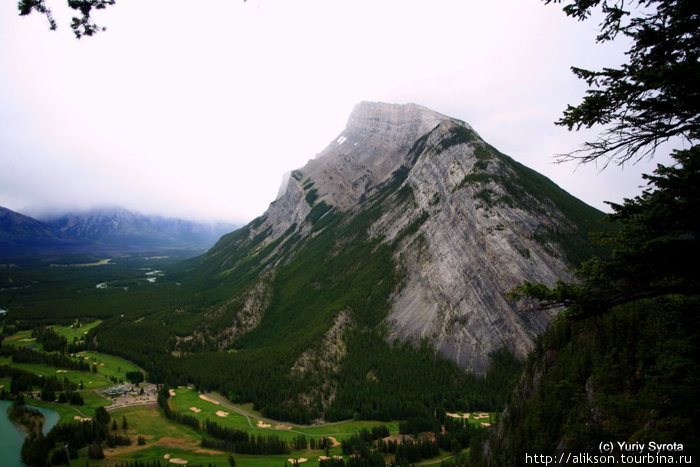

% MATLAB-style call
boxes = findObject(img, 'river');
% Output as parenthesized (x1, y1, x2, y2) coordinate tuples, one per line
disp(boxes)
(0, 400, 60, 467)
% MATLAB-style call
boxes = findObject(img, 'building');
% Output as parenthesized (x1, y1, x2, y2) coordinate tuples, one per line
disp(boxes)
(104, 384, 129, 397)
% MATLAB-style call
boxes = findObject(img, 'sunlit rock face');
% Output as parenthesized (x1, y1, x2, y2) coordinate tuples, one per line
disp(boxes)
(233, 102, 596, 373)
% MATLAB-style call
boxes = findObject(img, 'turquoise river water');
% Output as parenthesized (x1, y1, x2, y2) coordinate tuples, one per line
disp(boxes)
(0, 400, 60, 466)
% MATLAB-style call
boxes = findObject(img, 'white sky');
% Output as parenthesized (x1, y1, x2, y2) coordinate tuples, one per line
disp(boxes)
(0, 0, 674, 223)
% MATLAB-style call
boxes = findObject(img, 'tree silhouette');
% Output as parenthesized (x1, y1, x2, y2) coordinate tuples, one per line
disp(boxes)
(545, 0, 700, 166)
(18, 0, 115, 38)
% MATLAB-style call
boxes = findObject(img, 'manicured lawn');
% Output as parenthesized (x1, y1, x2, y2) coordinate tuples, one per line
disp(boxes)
(169, 387, 400, 440)
(53, 319, 102, 343)
(0, 356, 114, 389)
(77, 404, 330, 466)
(2, 329, 43, 351)
(73, 350, 143, 381)
(24, 398, 87, 424)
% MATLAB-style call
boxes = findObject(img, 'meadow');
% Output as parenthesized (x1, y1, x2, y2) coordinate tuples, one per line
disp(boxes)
(77, 403, 348, 466)
(168, 387, 401, 441)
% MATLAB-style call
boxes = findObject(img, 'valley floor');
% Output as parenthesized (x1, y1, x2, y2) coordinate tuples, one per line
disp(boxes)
(2, 325, 489, 466)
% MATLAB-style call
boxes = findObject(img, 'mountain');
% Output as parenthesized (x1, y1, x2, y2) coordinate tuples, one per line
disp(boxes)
(0, 206, 236, 260)
(184, 102, 606, 373)
(42, 206, 236, 251)
(0, 206, 80, 258)
(87, 101, 609, 423)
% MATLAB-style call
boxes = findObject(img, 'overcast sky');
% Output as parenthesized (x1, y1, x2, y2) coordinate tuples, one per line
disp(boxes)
(0, 0, 674, 223)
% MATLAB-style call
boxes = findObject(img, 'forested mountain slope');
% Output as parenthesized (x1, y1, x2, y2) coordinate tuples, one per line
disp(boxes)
(470, 151, 700, 465)
(90, 102, 608, 423)
(190, 102, 606, 372)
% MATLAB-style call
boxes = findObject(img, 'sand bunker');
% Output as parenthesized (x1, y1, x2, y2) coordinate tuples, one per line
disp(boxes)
(481, 422, 492, 427)
(189, 407, 202, 413)
(446, 412, 470, 419)
(169, 458, 188, 464)
(327, 436, 340, 447)
(198, 394, 219, 405)
(215, 410, 229, 417)
(19, 338, 36, 342)
(287, 458, 307, 464)
(73, 416, 92, 422)
(169, 389, 177, 397)
(56, 370, 68, 373)
(473, 413, 490, 420)
(275, 424, 292, 430)
(257, 420, 272, 428)
(164, 454, 171, 459)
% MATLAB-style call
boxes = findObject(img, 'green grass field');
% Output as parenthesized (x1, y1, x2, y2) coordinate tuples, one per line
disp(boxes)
(79, 404, 341, 467)
(0, 355, 114, 389)
(1, 320, 102, 351)
(2, 329, 43, 351)
(53, 319, 102, 343)
(169, 387, 401, 441)
(73, 350, 143, 380)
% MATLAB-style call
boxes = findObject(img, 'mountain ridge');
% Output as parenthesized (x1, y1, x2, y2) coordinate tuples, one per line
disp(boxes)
(193, 101, 607, 373)
(83, 101, 610, 423)
(0, 205, 237, 260)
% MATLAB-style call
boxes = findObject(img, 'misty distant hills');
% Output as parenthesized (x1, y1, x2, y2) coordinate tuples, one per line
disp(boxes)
(0, 205, 237, 260)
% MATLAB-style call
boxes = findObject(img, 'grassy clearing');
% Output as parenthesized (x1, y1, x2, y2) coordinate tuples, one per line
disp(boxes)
(1, 319, 102, 350)
(23, 398, 87, 424)
(53, 319, 102, 343)
(82, 404, 335, 467)
(73, 350, 143, 380)
(2, 329, 43, 350)
(170, 388, 400, 440)
(0, 355, 113, 389)
(445, 411, 497, 428)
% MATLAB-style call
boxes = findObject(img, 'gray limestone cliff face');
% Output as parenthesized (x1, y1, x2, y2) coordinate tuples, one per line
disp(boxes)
(257, 102, 450, 241)
(302, 102, 450, 210)
(369, 120, 573, 373)
(253, 102, 585, 373)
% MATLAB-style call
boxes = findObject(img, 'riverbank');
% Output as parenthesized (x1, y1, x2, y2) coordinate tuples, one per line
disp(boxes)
(7, 399, 44, 435)
(1, 400, 60, 467)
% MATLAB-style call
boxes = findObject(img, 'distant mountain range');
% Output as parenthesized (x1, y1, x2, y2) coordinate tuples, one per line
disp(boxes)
(0, 206, 237, 260)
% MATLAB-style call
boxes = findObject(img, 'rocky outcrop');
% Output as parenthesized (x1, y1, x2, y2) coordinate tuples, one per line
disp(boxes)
(290, 311, 352, 418)
(191, 271, 274, 351)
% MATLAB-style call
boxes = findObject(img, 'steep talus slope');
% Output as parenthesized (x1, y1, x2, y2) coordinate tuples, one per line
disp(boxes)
(196, 102, 603, 373)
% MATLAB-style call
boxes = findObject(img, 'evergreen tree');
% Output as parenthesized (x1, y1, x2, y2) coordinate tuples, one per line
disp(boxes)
(17, 0, 116, 38)
(545, 0, 700, 166)
(511, 148, 699, 317)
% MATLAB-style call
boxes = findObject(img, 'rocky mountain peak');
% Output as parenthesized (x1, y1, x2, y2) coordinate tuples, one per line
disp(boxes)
(214, 102, 604, 374)
(343, 101, 453, 144)
(266, 103, 466, 237)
